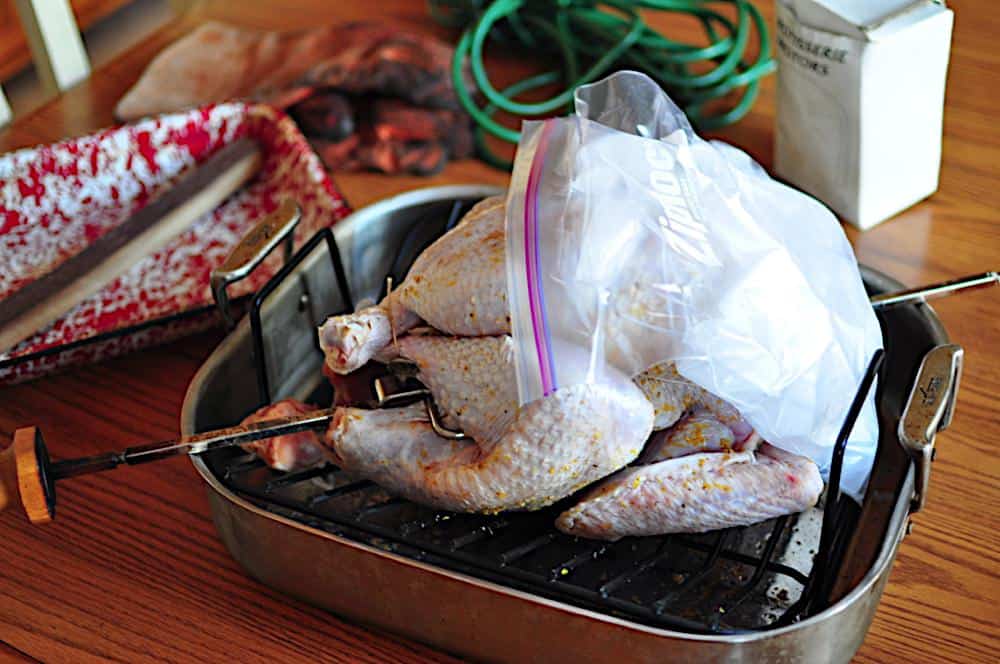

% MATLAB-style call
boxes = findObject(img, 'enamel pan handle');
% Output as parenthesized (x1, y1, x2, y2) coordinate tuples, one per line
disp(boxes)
(898, 344, 964, 513)
(210, 199, 301, 328)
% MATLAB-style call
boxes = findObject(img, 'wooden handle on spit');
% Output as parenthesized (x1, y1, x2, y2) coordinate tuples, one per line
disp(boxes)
(0, 428, 55, 523)
(0, 404, 336, 524)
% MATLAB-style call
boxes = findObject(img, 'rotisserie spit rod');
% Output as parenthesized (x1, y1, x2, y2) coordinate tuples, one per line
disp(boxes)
(0, 408, 335, 523)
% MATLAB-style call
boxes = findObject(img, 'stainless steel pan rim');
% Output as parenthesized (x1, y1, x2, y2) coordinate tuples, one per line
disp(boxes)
(180, 184, 943, 649)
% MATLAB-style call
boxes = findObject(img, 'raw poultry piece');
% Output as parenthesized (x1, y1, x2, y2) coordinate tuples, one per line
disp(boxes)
(319, 195, 509, 373)
(556, 442, 822, 540)
(396, 334, 518, 444)
(641, 409, 759, 463)
(395, 335, 744, 454)
(317, 194, 819, 533)
(634, 361, 754, 437)
(240, 399, 328, 471)
(326, 377, 654, 513)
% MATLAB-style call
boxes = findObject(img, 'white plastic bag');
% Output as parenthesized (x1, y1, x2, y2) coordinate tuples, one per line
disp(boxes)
(505, 71, 882, 499)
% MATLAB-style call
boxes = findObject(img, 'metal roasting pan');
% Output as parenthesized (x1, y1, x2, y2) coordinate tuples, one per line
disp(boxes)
(180, 185, 959, 663)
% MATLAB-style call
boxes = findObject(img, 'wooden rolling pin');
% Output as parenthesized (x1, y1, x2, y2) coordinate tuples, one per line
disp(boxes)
(0, 138, 262, 353)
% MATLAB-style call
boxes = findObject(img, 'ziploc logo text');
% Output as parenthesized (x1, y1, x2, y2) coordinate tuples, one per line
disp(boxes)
(644, 142, 718, 266)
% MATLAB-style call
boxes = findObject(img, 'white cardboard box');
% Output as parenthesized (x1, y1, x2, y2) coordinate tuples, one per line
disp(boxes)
(774, 0, 954, 229)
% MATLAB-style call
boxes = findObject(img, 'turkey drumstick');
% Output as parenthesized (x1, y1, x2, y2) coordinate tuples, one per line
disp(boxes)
(319, 196, 509, 373)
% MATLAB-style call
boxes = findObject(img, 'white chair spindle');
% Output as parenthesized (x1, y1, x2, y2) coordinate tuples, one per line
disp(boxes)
(13, 0, 91, 94)
(0, 86, 12, 127)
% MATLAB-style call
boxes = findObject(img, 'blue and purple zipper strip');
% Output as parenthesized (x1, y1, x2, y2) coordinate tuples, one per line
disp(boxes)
(523, 119, 558, 396)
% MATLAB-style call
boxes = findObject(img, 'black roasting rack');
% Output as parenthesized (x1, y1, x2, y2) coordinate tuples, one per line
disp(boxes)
(198, 197, 888, 635)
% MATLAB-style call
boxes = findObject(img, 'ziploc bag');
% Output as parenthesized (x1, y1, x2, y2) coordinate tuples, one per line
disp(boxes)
(505, 71, 882, 499)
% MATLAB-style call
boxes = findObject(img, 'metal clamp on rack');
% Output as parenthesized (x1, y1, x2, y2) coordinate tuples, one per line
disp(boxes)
(898, 344, 963, 513)
(373, 376, 467, 440)
(208, 198, 352, 404)
(210, 199, 302, 329)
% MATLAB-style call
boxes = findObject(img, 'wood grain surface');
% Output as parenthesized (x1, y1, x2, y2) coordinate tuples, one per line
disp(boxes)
(0, 1, 997, 663)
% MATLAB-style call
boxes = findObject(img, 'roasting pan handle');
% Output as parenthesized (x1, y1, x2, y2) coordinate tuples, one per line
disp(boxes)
(898, 344, 964, 513)
(210, 199, 301, 328)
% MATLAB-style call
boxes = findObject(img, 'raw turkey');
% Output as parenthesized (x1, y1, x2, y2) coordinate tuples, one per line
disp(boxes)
(313, 196, 823, 535)
(555, 443, 822, 540)
(326, 375, 653, 513)
(318, 196, 509, 373)
(240, 399, 329, 471)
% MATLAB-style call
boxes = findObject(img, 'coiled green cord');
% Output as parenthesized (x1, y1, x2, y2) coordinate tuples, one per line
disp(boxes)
(429, 0, 775, 169)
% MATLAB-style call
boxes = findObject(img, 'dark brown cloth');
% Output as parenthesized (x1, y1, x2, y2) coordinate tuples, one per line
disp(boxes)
(116, 21, 474, 175)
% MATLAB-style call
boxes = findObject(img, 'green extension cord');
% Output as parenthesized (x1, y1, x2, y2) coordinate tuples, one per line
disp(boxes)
(429, 0, 775, 169)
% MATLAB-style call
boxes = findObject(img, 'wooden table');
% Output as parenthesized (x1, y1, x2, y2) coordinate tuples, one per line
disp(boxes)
(1, 1, 997, 662)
